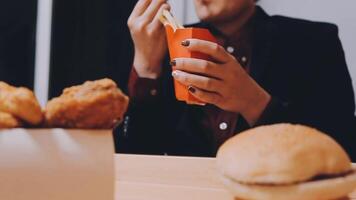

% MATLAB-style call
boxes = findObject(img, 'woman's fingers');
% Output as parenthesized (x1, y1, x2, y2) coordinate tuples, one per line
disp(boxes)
(129, 0, 151, 20)
(172, 70, 223, 93)
(172, 58, 224, 80)
(140, 0, 167, 24)
(187, 86, 222, 105)
(182, 39, 232, 63)
(150, 3, 170, 30)
(128, 0, 167, 29)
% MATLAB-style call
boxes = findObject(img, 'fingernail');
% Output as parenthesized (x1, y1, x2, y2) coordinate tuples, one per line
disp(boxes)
(170, 60, 176, 66)
(181, 40, 190, 47)
(188, 85, 196, 93)
(172, 70, 179, 77)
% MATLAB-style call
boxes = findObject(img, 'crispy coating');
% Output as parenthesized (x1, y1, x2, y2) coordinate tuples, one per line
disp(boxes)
(0, 82, 43, 125)
(0, 111, 22, 128)
(44, 78, 129, 129)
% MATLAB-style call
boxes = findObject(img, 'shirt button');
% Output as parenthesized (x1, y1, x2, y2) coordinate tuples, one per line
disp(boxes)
(150, 89, 158, 96)
(219, 122, 228, 130)
(241, 56, 247, 63)
(226, 46, 235, 54)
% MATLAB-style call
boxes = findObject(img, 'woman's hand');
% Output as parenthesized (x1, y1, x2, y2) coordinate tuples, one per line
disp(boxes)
(171, 39, 271, 125)
(128, 0, 170, 79)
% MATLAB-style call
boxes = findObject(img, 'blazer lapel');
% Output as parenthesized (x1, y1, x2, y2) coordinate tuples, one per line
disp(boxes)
(249, 7, 277, 83)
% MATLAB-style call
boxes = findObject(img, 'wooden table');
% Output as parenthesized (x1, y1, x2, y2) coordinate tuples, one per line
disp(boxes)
(115, 154, 356, 200)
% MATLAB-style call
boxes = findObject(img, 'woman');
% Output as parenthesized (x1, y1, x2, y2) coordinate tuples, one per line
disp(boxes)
(117, 0, 356, 159)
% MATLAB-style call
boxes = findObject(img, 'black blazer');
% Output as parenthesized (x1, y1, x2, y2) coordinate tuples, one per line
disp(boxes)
(115, 7, 356, 160)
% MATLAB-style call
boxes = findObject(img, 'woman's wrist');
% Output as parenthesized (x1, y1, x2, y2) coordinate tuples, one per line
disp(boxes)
(241, 86, 271, 126)
(133, 56, 163, 79)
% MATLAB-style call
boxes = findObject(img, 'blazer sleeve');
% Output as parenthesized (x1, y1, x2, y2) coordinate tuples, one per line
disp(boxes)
(255, 25, 356, 160)
(114, 56, 181, 155)
(114, 72, 166, 155)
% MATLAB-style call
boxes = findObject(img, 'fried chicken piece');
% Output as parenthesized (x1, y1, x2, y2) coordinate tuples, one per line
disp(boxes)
(44, 78, 129, 129)
(0, 111, 22, 128)
(0, 82, 43, 125)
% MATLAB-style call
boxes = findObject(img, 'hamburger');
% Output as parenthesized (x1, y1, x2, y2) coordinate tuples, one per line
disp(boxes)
(216, 124, 356, 200)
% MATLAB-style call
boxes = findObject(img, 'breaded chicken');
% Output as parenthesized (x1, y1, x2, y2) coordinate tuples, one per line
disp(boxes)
(0, 111, 22, 128)
(44, 78, 129, 129)
(0, 82, 43, 125)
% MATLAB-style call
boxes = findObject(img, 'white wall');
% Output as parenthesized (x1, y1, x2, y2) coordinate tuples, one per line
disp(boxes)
(171, 0, 356, 105)
(34, 0, 53, 106)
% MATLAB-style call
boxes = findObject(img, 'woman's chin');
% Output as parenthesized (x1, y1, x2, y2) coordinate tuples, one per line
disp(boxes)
(197, 13, 219, 23)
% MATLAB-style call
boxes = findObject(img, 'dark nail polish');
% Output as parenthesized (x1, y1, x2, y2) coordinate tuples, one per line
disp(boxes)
(188, 86, 196, 93)
(170, 60, 176, 66)
(181, 40, 190, 47)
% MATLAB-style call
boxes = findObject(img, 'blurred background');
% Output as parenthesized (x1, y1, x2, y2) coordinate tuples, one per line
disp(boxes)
(0, 0, 355, 113)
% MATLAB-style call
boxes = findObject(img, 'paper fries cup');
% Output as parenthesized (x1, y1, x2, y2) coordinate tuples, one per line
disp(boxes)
(165, 26, 217, 104)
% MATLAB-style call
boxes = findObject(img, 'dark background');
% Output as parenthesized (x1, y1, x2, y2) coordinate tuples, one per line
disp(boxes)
(50, 0, 136, 98)
(0, 0, 137, 97)
(0, 0, 37, 88)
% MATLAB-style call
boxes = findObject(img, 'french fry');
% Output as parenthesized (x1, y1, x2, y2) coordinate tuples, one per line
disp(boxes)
(159, 12, 171, 27)
(159, 10, 184, 31)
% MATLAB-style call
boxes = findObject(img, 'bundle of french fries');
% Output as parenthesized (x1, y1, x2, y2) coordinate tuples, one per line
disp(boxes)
(159, 10, 184, 31)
